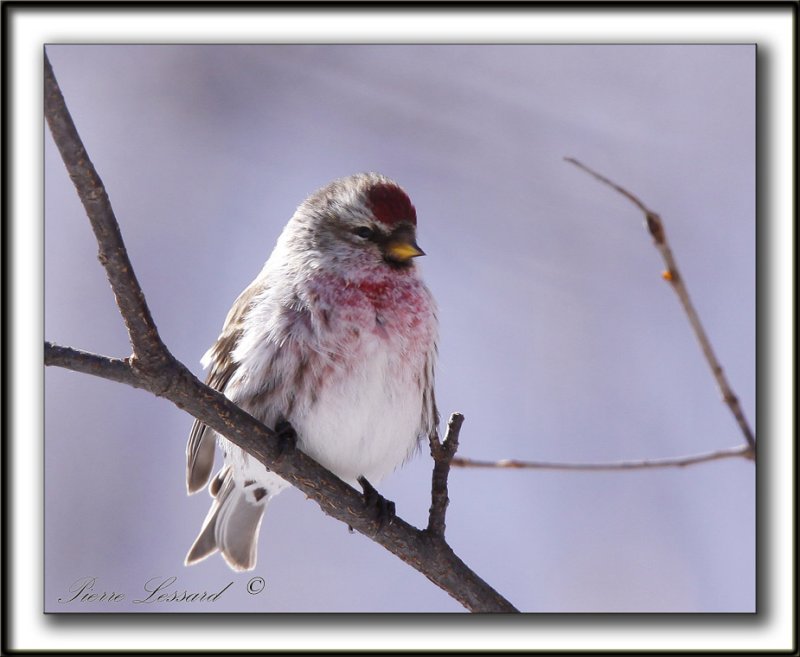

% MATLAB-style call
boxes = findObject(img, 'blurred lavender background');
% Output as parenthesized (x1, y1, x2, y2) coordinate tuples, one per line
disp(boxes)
(44, 45, 754, 612)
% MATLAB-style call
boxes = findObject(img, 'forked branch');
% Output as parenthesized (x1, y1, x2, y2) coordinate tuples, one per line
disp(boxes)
(427, 412, 464, 537)
(452, 159, 755, 474)
(44, 55, 169, 372)
(564, 157, 755, 455)
(43, 52, 517, 614)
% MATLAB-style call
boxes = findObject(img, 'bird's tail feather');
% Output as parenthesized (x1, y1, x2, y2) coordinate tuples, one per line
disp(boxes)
(186, 421, 216, 494)
(185, 466, 267, 571)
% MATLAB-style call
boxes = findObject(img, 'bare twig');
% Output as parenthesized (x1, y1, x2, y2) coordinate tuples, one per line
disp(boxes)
(43, 52, 517, 614)
(45, 342, 145, 389)
(452, 444, 753, 472)
(427, 412, 464, 538)
(564, 157, 755, 456)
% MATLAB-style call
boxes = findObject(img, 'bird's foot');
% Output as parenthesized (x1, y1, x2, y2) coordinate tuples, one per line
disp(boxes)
(274, 419, 298, 461)
(357, 476, 395, 531)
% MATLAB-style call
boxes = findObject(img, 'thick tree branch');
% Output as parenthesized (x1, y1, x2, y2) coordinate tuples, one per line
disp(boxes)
(426, 412, 464, 538)
(564, 157, 755, 456)
(44, 54, 169, 373)
(46, 345, 516, 613)
(452, 445, 753, 472)
(43, 52, 517, 614)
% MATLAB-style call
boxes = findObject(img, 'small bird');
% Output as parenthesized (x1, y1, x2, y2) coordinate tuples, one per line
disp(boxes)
(185, 173, 439, 571)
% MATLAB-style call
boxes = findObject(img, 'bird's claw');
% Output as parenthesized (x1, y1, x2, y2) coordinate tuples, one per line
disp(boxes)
(357, 476, 395, 531)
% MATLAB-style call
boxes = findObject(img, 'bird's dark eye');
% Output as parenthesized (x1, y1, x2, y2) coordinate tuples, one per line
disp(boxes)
(353, 226, 374, 240)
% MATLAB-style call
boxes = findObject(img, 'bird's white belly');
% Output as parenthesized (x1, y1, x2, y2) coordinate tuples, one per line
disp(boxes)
(294, 336, 422, 485)
(294, 338, 422, 484)
(222, 345, 421, 493)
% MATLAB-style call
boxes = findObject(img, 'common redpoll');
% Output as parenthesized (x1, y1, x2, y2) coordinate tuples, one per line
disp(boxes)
(185, 173, 439, 571)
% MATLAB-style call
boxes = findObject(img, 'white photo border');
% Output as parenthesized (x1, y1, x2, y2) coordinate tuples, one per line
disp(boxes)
(6, 3, 794, 652)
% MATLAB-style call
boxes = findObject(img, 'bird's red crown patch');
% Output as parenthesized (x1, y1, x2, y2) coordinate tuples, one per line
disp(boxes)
(366, 183, 417, 227)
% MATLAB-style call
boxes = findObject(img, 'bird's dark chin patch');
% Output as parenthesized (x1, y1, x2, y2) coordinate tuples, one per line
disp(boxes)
(383, 256, 414, 270)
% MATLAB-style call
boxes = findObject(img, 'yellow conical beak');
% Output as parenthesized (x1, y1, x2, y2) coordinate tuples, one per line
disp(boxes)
(386, 240, 425, 263)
